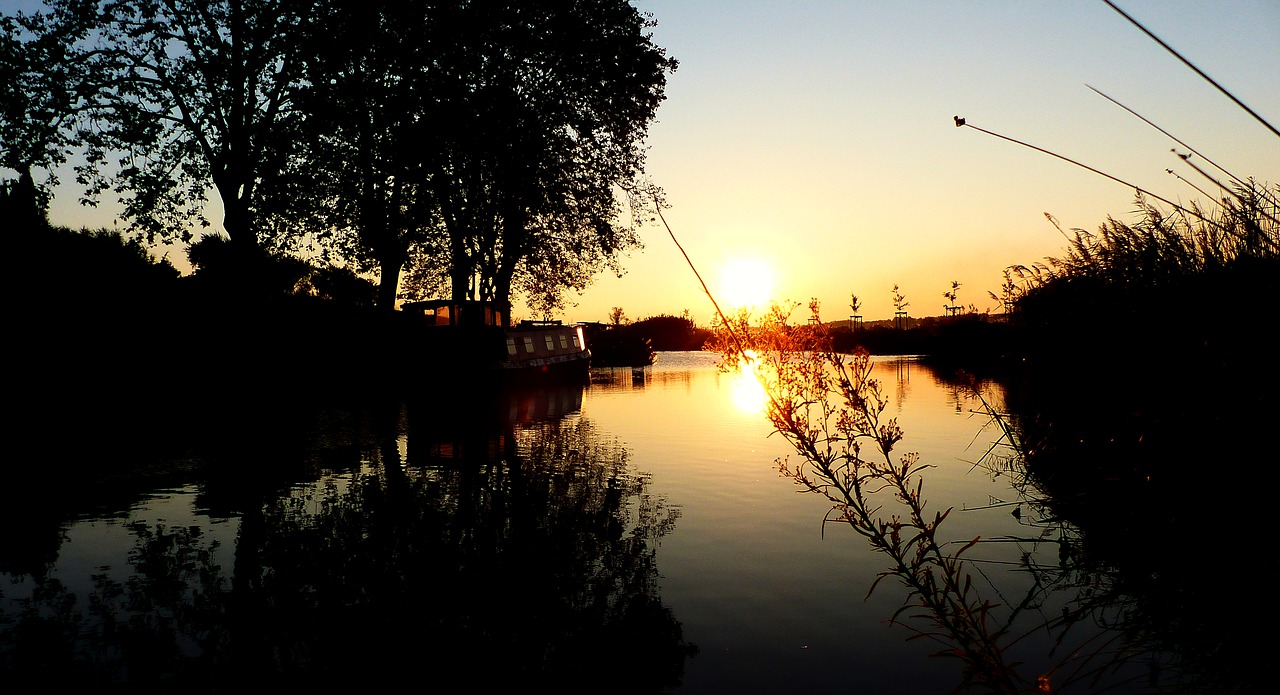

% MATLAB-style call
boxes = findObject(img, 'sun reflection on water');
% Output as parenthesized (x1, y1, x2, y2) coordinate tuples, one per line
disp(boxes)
(728, 350, 769, 415)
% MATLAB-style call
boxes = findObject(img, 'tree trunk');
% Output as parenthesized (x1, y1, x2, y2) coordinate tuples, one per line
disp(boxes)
(213, 169, 258, 248)
(377, 253, 403, 312)
(449, 228, 473, 302)
(493, 268, 513, 327)
(493, 202, 527, 325)
(1, 165, 46, 230)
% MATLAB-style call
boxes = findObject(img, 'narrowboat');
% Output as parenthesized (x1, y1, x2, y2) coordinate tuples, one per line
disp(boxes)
(400, 299, 591, 378)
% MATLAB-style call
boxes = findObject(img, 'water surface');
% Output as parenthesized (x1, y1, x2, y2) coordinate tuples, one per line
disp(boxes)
(0, 351, 1149, 692)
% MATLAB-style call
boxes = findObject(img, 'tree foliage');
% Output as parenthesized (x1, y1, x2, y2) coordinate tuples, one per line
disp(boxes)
(261, 0, 451, 310)
(61, 0, 313, 247)
(413, 0, 677, 316)
(8, 0, 676, 315)
(0, 4, 96, 225)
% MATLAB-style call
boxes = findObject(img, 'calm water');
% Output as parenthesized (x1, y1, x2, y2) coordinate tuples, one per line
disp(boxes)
(0, 352, 1171, 692)
(586, 353, 1023, 693)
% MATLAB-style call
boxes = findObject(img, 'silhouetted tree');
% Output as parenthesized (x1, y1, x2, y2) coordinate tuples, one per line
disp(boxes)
(418, 1, 677, 318)
(261, 1, 676, 315)
(260, 0, 449, 311)
(0, 6, 95, 228)
(892, 283, 910, 328)
(629, 314, 709, 350)
(943, 280, 960, 316)
(55, 0, 313, 249)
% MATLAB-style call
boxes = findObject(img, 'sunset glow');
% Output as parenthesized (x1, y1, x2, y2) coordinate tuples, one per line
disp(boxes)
(717, 258, 774, 310)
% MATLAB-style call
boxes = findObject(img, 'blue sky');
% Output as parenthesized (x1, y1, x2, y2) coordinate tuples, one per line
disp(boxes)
(9, 1, 1279, 323)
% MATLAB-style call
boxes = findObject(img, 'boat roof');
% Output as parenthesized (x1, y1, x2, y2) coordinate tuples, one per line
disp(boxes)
(400, 299, 506, 328)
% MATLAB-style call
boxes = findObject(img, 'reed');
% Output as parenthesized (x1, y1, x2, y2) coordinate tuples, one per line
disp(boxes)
(1056, 181, 1271, 276)
(1000, 179, 1279, 327)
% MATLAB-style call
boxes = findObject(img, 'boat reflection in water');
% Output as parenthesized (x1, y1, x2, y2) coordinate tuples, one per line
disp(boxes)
(0, 376, 694, 692)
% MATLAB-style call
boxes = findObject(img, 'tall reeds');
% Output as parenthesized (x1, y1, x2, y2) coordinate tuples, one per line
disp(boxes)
(1021, 180, 1278, 289)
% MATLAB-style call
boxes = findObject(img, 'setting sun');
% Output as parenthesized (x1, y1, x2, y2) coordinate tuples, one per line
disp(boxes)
(717, 258, 774, 310)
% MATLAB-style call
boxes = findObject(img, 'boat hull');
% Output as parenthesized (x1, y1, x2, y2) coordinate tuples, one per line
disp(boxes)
(497, 323, 592, 380)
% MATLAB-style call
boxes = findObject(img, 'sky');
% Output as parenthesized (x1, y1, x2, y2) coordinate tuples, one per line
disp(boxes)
(13, 0, 1280, 325)
(588, 0, 1280, 324)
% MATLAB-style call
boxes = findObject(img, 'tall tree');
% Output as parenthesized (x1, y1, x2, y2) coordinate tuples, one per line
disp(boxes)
(423, 0, 676, 320)
(276, 0, 675, 317)
(64, 0, 311, 249)
(261, 0, 449, 311)
(0, 4, 95, 228)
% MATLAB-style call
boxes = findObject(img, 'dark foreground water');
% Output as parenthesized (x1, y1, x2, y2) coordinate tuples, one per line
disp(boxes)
(0, 352, 1253, 693)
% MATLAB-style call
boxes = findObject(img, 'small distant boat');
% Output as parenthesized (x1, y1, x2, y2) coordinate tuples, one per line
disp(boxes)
(578, 322, 656, 367)
(400, 299, 591, 379)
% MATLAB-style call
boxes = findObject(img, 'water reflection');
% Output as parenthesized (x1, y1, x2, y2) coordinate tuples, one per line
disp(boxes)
(728, 350, 768, 415)
(0, 381, 695, 692)
(715, 302, 1261, 692)
(993, 362, 1275, 693)
(590, 365, 652, 391)
(5, 349, 1263, 693)
(801, 352, 1268, 693)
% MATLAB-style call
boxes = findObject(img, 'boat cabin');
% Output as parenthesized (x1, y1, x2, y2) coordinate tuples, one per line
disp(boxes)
(400, 299, 507, 328)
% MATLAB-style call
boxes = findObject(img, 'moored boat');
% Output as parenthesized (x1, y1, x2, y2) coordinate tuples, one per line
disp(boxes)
(400, 299, 591, 379)
(500, 319, 592, 373)
(578, 322, 656, 367)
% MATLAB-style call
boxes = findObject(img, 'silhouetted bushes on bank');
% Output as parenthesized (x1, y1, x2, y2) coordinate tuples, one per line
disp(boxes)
(629, 314, 712, 351)
(831, 314, 1016, 365)
(1005, 185, 1277, 368)
(965, 187, 1280, 666)
(9, 223, 414, 468)
(988, 261, 1279, 692)
(584, 314, 712, 366)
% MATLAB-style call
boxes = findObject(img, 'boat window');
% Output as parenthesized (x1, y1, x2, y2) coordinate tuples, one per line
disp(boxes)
(559, 335, 569, 349)
(545, 335, 556, 351)
(572, 335, 580, 348)
(506, 338, 517, 356)
(523, 337, 534, 353)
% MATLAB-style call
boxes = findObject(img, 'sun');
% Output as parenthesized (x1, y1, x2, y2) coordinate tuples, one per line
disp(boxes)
(717, 258, 774, 310)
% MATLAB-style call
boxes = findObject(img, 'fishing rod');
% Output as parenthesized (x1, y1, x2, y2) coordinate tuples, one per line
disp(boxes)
(954, 116, 1280, 250)
(649, 189, 752, 361)
(1086, 85, 1280, 225)
(951, 115, 1205, 223)
(1086, 84, 1246, 191)
(1165, 167, 1218, 203)
(1101, 0, 1280, 140)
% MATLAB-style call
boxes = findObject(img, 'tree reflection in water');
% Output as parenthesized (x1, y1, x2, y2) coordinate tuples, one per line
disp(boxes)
(716, 301, 1264, 694)
(0, 384, 695, 693)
